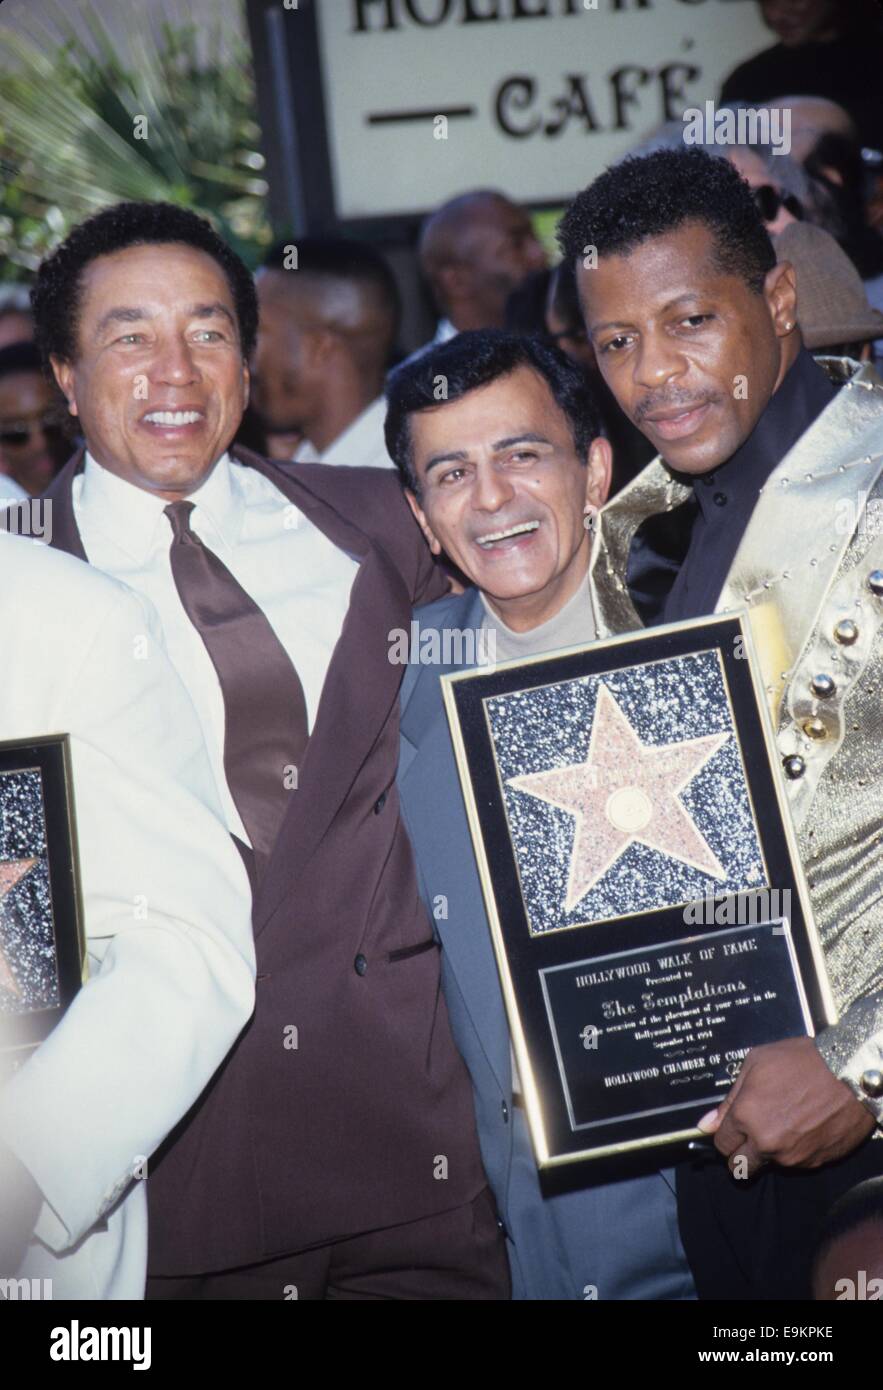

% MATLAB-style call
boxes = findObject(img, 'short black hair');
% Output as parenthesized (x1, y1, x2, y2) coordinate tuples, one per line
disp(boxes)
(812, 1177, 883, 1287)
(385, 329, 602, 493)
(31, 201, 258, 366)
(262, 236, 400, 315)
(558, 148, 776, 294)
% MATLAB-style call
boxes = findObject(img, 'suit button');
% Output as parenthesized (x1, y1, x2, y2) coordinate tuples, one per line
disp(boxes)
(354, 954, 368, 976)
(713, 492, 727, 507)
(860, 1068, 883, 1098)
(501, 1100, 509, 1124)
(810, 674, 836, 699)
(802, 717, 827, 740)
(373, 791, 387, 815)
(834, 619, 859, 645)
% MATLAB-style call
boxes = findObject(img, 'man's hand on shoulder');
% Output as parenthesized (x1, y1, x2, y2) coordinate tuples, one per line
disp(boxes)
(698, 1036, 876, 1177)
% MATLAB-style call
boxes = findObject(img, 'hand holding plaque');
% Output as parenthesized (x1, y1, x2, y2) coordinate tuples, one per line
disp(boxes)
(442, 613, 834, 1170)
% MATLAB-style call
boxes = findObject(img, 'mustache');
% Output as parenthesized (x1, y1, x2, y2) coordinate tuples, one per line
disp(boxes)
(633, 389, 719, 425)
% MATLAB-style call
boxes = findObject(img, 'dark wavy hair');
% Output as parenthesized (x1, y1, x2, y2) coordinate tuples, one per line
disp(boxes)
(31, 201, 258, 366)
(558, 148, 776, 294)
(385, 329, 603, 493)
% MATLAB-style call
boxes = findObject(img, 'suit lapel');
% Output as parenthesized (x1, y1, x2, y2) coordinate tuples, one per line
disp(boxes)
(589, 456, 690, 638)
(399, 588, 485, 751)
(398, 589, 512, 1095)
(717, 362, 883, 700)
(31, 448, 88, 559)
(258, 545, 410, 929)
(240, 452, 416, 929)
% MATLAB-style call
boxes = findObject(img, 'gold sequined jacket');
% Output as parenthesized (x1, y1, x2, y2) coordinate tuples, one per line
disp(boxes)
(589, 358, 883, 1122)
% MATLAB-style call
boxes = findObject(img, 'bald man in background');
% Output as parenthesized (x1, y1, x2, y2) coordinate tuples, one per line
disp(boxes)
(251, 239, 401, 468)
(418, 191, 547, 345)
(762, 95, 857, 164)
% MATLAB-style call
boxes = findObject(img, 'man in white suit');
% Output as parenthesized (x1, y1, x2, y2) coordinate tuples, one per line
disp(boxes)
(0, 531, 254, 1298)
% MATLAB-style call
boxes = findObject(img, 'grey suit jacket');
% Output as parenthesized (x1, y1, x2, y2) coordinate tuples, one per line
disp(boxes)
(398, 586, 695, 1300)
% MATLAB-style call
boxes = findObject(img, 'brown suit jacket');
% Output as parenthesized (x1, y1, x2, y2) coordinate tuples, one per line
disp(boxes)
(6, 447, 489, 1274)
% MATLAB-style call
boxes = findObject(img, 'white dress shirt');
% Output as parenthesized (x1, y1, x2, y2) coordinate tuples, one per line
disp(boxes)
(73, 452, 359, 845)
(0, 532, 254, 1298)
(292, 395, 396, 470)
(433, 317, 457, 346)
(396, 318, 459, 373)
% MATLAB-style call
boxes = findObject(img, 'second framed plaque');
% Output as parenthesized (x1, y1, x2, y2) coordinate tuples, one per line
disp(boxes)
(441, 612, 835, 1169)
(0, 734, 86, 1077)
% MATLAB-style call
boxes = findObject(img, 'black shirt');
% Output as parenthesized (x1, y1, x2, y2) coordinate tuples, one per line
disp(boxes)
(720, 34, 883, 154)
(637, 349, 838, 625)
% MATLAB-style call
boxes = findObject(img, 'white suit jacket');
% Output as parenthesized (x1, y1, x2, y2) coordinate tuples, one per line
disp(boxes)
(0, 533, 255, 1297)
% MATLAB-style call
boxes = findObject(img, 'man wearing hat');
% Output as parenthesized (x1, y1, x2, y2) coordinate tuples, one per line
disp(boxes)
(773, 221, 883, 362)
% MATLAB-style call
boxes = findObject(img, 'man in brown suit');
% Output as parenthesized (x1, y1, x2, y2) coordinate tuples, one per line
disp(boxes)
(3, 201, 507, 1300)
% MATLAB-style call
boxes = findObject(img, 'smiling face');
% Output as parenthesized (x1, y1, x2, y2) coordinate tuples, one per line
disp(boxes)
(578, 222, 797, 475)
(52, 242, 249, 499)
(405, 365, 610, 631)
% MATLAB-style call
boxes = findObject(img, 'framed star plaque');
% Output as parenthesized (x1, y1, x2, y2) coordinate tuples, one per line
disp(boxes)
(442, 612, 836, 1168)
(0, 735, 86, 1075)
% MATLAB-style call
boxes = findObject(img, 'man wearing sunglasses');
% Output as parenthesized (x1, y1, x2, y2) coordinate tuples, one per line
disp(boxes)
(0, 342, 69, 496)
(752, 182, 804, 228)
(724, 145, 806, 235)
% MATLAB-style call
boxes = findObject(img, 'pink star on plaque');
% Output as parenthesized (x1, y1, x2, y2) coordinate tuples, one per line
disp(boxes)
(0, 857, 36, 999)
(508, 684, 728, 912)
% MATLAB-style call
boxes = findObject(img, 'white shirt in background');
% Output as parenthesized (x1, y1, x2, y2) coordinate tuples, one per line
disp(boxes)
(292, 395, 396, 470)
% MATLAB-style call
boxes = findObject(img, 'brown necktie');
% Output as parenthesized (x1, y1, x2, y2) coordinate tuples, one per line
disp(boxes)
(165, 500, 308, 870)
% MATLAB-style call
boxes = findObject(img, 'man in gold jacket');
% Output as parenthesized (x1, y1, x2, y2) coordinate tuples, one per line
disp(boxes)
(558, 147, 883, 1299)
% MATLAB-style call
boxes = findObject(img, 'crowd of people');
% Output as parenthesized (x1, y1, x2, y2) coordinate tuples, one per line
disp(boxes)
(1, 0, 882, 1304)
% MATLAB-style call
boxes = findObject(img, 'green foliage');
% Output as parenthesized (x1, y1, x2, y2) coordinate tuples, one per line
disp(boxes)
(0, 2, 271, 280)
